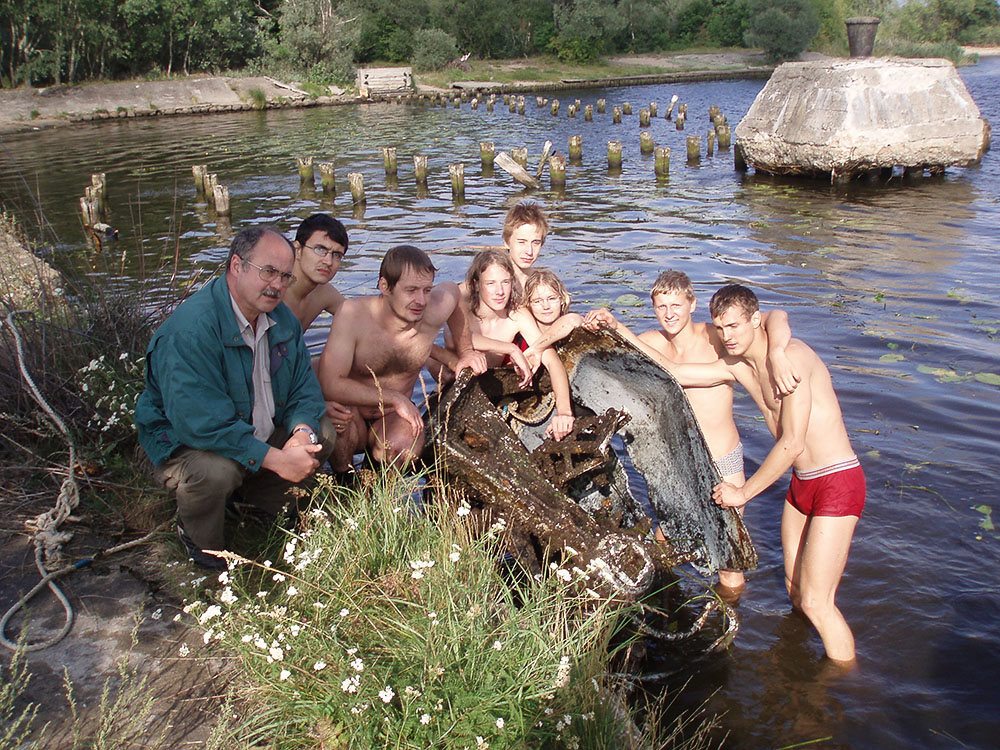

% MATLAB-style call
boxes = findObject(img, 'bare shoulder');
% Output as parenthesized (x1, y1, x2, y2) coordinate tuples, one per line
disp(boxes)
(313, 283, 346, 315)
(426, 281, 461, 324)
(785, 338, 820, 368)
(638, 328, 665, 345)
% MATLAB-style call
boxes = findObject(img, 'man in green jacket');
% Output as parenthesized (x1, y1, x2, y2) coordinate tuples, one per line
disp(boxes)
(136, 226, 334, 569)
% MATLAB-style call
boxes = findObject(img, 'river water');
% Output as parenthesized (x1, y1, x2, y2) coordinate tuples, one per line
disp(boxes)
(2, 58, 998, 750)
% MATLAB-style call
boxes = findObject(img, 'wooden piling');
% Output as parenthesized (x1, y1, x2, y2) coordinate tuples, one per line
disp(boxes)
(686, 136, 700, 163)
(640, 131, 655, 154)
(654, 147, 670, 177)
(709, 105, 720, 121)
(584, 105, 593, 121)
(213, 184, 231, 216)
(607, 141, 622, 169)
(414, 155, 428, 183)
(678, 103, 687, 118)
(471, 98, 479, 110)
(707, 128, 716, 156)
(297, 156, 314, 185)
(503, 94, 510, 104)
(622, 102, 632, 115)
(549, 154, 566, 188)
(512, 147, 528, 169)
(192, 164, 208, 195)
(568, 135, 582, 162)
(480, 141, 496, 168)
(487, 98, 494, 112)
(349, 172, 365, 203)
(613, 106, 622, 124)
(509, 99, 517, 113)
(383, 147, 397, 176)
(453, 97, 461, 108)
(734, 142, 747, 172)
(84, 186, 102, 216)
(716, 125, 731, 149)
(639, 109, 650, 127)
(79, 196, 98, 226)
(649, 102, 657, 117)
(517, 99, 525, 114)
(551, 99, 560, 116)
(536, 96, 544, 108)
(597, 99, 606, 114)
(450, 163, 465, 198)
(319, 162, 336, 193)
(676, 113, 685, 130)
(90, 173, 106, 211)
(205, 173, 218, 206)
(666, 94, 678, 120)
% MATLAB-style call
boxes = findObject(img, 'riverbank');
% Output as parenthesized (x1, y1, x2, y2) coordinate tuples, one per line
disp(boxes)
(0, 50, 779, 135)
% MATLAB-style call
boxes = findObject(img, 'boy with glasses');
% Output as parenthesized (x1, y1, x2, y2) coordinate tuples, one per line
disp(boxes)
(284, 213, 349, 330)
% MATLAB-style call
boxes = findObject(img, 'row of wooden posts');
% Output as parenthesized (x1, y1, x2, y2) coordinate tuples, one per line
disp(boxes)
(184, 104, 735, 210)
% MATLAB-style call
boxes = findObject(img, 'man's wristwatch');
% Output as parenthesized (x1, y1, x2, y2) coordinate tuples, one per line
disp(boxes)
(293, 426, 318, 444)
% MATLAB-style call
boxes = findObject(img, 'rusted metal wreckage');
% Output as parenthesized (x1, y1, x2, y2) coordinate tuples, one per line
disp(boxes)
(427, 325, 758, 649)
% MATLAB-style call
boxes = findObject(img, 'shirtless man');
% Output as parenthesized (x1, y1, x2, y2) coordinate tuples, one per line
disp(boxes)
(636, 271, 798, 590)
(283, 213, 348, 330)
(587, 285, 864, 662)
(318, 245, 487, 471)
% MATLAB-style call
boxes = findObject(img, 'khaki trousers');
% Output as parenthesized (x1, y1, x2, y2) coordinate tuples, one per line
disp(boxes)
(155, 418, 336, 551)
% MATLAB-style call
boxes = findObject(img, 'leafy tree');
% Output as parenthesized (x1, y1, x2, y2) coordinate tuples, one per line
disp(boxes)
(550, 0, 627, 62)
(744, 0, 820, 60)
(410, 27, 458, 69)
(267, 0, 360, 84)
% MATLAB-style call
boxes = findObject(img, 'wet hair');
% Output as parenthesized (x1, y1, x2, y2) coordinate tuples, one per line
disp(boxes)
(650, 270, 695, 302)
(226, 226, 293, 271)
(709, 284, 759, 320)
(295, 213, 349, 253)
(524, 268, 571, 315)
(466, 249, 521, 316)
(502, 201, 549, 244)
(379, 245, 437, 291)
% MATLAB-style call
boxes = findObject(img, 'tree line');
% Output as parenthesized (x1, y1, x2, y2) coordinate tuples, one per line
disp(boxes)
(2, 0, 998, 88)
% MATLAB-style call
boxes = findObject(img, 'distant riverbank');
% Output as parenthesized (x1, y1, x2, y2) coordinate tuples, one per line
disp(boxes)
(0, 50, 780, 135)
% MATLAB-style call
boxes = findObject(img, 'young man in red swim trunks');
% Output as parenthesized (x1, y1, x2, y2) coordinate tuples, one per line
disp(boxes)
(585, 284, 864, 663)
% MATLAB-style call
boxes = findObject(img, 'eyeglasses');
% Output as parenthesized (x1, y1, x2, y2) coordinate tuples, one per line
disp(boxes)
(529, 294, 562, 307)
(305, 244, 345, 262)
(242, 259, 296, 286)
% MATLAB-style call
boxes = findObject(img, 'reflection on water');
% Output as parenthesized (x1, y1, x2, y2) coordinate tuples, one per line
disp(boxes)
(2, 59, 999, 750)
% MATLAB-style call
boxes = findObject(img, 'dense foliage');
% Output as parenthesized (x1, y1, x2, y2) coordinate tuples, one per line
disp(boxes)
(2, 0, 998, 87)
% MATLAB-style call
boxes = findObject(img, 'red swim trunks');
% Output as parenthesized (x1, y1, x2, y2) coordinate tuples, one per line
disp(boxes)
(786, 457, 866, 518)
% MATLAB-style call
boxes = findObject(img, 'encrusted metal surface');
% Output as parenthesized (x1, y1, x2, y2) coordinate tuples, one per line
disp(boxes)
(427, 326, 757, 598)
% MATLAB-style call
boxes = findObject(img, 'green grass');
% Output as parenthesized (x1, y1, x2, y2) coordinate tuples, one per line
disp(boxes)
(187, 468, 717, 748)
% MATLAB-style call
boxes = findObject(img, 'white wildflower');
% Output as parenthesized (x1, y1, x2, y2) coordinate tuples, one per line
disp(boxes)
(218, 571, 230, 584)
(411, 570, 424, 580)
(475, 736, 489, 749)
(496, 717, 505, 729)
(220, 587, 237, 605)
(345, 517, 359, 530)
(350, 657, 364, 672)
(272, 573, 286, 582)
(199, 604, 222, 624)
(378, 686, 395, 703)
(340, 608, 349, 617)
(178, 643, 190, 657)
(202, 629, 214, 644)
(456, 505, 471, 517)
(341, 675, 360, 693)
(268, 646, 284, 662)
(312, 602, 326, 609)
(493, 640, 503, 651)
(279, 669, 291, 681)
(404, 685, 421, 697)
(150, 608, 162, 620)
(420, 713, 431, 725)
(313, 661, 326, 671)
(286, 585, 298, 596)
(556, 568, 572, 582)
(555, 655, 572, 688)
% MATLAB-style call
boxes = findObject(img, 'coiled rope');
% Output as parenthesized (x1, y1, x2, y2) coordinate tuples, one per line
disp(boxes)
(0, 311, 161, 652)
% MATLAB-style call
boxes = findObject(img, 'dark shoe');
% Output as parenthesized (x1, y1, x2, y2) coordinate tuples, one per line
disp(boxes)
(177, 522, 226, 571)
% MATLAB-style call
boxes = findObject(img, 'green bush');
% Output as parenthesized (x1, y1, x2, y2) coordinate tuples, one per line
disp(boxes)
(411, 28, 459, 71)
(744, 0, 820, 61)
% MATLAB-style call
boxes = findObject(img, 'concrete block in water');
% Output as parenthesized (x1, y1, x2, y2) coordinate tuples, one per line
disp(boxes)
(735, 58, 991, 177)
